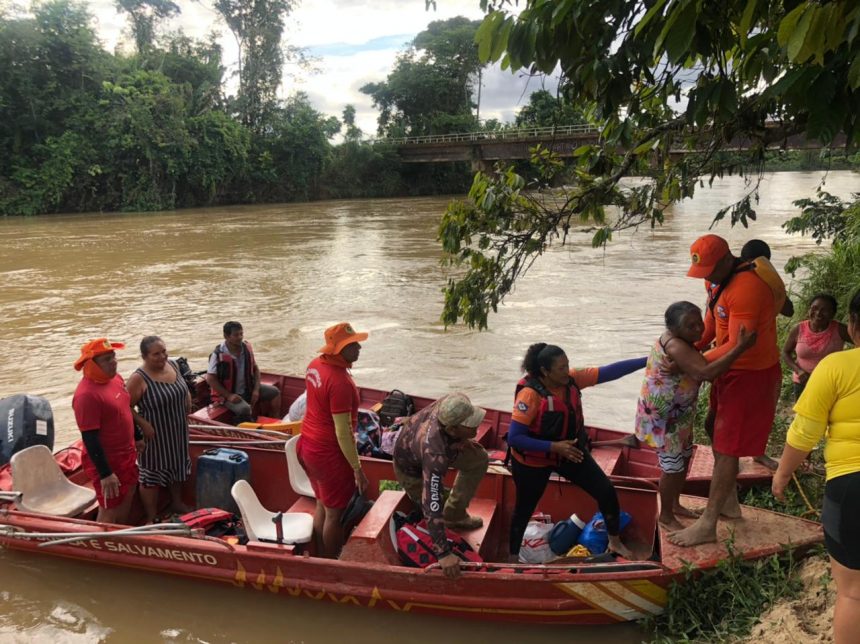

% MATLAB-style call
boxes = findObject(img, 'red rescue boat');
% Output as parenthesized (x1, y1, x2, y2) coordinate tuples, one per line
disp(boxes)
(0, 435, 821, 625)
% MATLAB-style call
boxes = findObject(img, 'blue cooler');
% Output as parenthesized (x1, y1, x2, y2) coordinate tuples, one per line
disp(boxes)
(195, 448, 250, 514)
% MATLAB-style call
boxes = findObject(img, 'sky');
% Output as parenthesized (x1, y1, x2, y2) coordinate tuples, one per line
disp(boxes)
(80, 0, 557, 137)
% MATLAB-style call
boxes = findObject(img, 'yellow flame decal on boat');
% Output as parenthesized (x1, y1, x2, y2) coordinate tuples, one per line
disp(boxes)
(268, 567, 284, 593)
(233, 561, 246, 587)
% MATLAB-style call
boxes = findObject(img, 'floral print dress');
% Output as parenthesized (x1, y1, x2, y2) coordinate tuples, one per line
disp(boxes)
(635, 337, 700, 456)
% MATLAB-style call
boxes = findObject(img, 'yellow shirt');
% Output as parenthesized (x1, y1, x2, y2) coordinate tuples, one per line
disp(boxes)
(787, 347, 860, 480)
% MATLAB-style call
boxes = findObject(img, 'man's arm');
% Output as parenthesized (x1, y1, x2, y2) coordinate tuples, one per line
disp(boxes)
(694, 309, 716, 351)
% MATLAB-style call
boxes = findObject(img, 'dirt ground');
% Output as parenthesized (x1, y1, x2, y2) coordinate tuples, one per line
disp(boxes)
(743, 556, 835, 643)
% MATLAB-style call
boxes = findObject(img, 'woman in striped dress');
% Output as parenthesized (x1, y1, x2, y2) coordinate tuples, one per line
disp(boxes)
(128, 336, 192, 523)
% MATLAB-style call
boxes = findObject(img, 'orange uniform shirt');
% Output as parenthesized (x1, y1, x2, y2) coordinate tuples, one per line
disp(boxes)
(511, 367, 599, 425)
(703, 271, 779, 370)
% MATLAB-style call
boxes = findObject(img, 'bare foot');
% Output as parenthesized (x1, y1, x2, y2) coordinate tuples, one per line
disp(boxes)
(658, 515, 685, 531)
(607, 536, 634, 559)
(754, 454, 780, 471)
(667, 519, 717, 547)
(720, 494, 743, 520)
(673, 504, 702, 518)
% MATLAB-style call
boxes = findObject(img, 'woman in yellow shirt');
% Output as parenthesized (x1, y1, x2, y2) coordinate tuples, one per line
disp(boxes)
(773, 288, 860, 644)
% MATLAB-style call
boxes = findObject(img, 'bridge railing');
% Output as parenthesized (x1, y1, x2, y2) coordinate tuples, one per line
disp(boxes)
(376, 123, 600, 146)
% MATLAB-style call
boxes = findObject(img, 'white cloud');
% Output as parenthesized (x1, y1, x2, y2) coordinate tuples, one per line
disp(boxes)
(79, 0, 545, 135)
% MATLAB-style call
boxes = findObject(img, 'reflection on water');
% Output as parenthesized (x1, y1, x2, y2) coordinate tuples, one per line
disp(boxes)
(0, 171, 855, 642)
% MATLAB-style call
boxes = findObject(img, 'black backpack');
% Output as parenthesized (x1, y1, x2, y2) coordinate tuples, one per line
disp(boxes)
(377, 389, 415, 428)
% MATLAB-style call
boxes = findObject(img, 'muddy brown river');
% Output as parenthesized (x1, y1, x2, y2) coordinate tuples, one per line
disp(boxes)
(0, 171, 854, 642)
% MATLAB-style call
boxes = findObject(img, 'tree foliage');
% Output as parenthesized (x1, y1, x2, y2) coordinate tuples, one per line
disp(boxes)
(514, 88, 585, 128)
(439, 0, 860, 328)
(361, 16, 485, 137)
(115, 0, 178, 54)
(1, 0, 470, 215)
(212, 0, 299, 131)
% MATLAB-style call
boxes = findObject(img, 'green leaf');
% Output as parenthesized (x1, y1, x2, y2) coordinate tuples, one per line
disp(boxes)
(635, 0, 668, 37)
(848, 54, 860, 90)
(491, 18, 513, 62)
(738, 0, 758, 44)
(777, 3, 805, 48)
(786, 7, 812, 62)
(661, 0, 699, 65)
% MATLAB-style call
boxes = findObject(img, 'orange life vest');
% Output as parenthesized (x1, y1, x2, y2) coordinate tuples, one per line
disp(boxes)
(512, 377, 586, 468)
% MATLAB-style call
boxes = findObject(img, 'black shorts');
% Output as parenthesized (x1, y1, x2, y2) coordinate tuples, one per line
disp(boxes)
(822, 471, 860, 570)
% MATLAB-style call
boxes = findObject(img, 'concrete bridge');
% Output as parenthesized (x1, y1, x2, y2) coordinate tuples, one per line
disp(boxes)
(381, 123, 843, 170)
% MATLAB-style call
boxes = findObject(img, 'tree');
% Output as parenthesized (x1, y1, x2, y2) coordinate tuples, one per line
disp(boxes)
(514, 88, 585, 128)
(342, 104, 362, 143)
(212, 0, 299, 131)
(361, 16, 485, 137)
(115, 0, 179, 54)
(439, 0, 860, 328)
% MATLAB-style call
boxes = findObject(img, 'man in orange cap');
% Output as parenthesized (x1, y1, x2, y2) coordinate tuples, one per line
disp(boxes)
(669, 234, 781, 547)
(72, 338, 143, 524)
(297, 322, 369, 557)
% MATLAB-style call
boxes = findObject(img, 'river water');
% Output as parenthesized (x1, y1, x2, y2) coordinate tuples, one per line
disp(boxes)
(0, 171, 855, 642)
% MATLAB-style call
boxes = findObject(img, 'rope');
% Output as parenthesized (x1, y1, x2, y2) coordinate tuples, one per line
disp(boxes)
(792, 473, 819, 519)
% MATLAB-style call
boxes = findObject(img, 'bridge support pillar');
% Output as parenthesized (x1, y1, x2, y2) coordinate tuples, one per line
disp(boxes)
(470, 158, 493, 174)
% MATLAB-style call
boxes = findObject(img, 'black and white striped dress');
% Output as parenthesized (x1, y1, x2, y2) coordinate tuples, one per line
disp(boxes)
(136, 361, 191, 487)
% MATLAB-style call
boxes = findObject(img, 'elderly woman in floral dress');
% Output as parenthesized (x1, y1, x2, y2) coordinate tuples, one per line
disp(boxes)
(635, 301, 755, 529)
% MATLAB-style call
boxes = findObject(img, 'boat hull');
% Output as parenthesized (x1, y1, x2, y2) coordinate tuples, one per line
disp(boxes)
(0, 441, 821, 625)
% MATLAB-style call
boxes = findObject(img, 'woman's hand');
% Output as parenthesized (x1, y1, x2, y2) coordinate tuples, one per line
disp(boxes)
(438, 553, 461, 579)
(658, 355, 680, 376)
(771, 471, 791, 501)
(354, 468, 369, 495)
(139, 419, 156, 442)
(736, 325, 757, 352)
(551, 440, 584, 463)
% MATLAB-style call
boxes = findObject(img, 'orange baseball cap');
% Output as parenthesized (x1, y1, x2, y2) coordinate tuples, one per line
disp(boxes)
(687, 234, 730, 278)
(74, 338, 125, 371)
(317, 322, 368, 355)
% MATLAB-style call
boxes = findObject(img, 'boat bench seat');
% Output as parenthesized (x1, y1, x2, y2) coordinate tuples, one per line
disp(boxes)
(340, 490, 410, 565)
(11, 445, 96, 517)
(457, 496, 498, 560)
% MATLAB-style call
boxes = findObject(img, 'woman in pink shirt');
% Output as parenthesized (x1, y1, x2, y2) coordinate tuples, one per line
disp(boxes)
(783, 294, 852, 399)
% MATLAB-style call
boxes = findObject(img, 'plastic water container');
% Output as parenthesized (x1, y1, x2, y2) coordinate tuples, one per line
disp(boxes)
(195, 448, 250, 514)
(548, 513, 586, 555)
(577, 511, 633, 554)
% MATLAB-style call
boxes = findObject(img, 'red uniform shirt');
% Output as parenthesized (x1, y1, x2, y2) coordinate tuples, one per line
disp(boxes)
(301, 356, 359, 450)
(73, 374, 136, 468)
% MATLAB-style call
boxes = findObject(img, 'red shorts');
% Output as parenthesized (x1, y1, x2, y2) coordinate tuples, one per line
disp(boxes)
(296, 437, 355, 510)
(83, 451, 139, 509)
(710, 363, 781, 457)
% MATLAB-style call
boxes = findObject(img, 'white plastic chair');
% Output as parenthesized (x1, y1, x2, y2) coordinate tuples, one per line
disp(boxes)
(284, 435, 315, 498)
(230, 479, 313, 544)
(10, 445, 96, 516)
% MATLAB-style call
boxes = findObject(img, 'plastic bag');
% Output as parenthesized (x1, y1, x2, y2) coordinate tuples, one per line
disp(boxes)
(518, 520, 557, 564)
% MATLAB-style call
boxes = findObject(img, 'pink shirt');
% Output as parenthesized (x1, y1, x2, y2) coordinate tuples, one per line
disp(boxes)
(794, 320, 845, 382)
